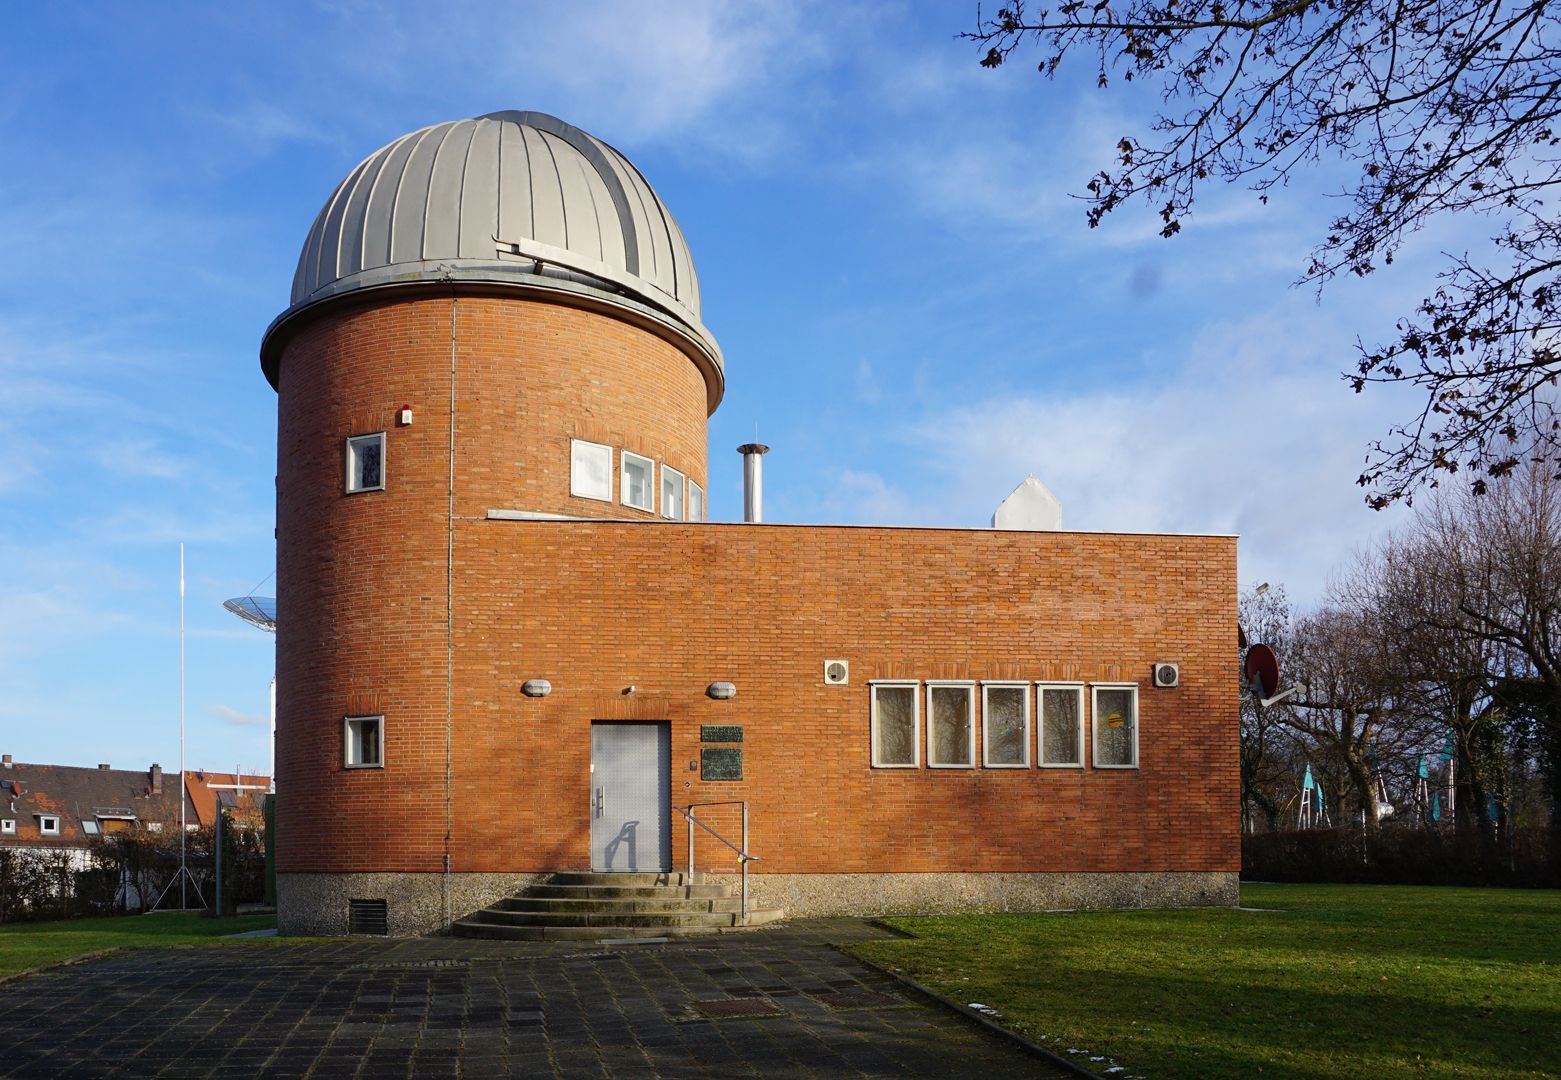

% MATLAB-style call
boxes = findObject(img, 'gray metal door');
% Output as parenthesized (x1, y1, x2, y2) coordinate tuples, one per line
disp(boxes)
(590, 722, 672, 872)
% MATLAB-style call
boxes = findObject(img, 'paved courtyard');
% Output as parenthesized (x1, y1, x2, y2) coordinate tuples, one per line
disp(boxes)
(0, 919, 1068, 1078)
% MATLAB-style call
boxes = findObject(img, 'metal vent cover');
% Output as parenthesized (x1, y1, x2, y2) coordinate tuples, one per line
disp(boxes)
(348, 898, 388, 935)
(1152, 663, 1180, 688)
(823, 660, 849, 686)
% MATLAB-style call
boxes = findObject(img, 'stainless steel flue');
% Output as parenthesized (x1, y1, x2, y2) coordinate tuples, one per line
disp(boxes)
(737, 443, 770, 523)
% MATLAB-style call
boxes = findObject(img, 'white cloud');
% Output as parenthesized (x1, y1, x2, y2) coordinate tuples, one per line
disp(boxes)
(206, 703, 266, 728)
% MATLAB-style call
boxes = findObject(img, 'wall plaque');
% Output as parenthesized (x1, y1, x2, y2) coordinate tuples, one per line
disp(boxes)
(700, 725, 743, 743)
(700, 747, 743, 781)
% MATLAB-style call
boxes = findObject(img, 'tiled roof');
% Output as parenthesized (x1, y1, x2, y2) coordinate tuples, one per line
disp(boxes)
(0, 762, 186, 849)
(184, 771, 271, 828)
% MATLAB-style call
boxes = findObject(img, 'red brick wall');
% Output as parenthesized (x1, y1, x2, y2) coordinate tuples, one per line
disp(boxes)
(274, 294, 1238, 881)
(274, 294, 711, 875)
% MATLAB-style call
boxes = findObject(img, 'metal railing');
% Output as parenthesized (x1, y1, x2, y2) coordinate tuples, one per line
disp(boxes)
(673, 801, 758, 923)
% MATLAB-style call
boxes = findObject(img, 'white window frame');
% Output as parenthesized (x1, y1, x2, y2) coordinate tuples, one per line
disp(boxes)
(661, 464, 686, 520)
(869, 680, 921, 769)
(688, 480, 705, 521)
(620, 451, 655, 513)
(925, 681, 978, 769)
(345, 432, 387, 494)
(1037, 682, 1087, 769)
(38, 815, 60, 836)
(147, 822, 164, 833)
(1091, 683, 1140, 769)
(0, 819, 14, 835)
(344, 715, 385, 770)
(980, 682, 1032, 768)
(569, 439, 614, 502)
(81, 820, 100, 835)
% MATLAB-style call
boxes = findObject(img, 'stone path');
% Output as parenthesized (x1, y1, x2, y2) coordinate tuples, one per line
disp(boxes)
(0, 919, 1069, 1078)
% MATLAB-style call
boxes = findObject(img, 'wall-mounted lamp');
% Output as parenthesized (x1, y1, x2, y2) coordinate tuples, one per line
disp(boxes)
(706, 682, 737, 700)
(397, 404, 414, 426)
(521, 679, 552, 698)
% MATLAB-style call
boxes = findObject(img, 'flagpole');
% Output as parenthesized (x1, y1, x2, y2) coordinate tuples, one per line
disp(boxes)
(180, 542, 187, 909)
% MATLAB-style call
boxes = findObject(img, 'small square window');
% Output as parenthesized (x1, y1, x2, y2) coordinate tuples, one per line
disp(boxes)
(661, 465, 686, 520)
(688, 481, 705, 521)
(345, 715, 384, 769)
(1092, 684, 1139, 768)
(1039, 684, 1086, 767)
(927, 683, 976, 767)
(982, 683, 1030, 767)
(570, 439, 613, 502)
(345, 433, 386, 494)
(870, 682, 920, 768)
(147, 822, 163, 833)
(621, 452, 655, 512)
(0, 819, 14, 835)
(38, 815, 60, 836)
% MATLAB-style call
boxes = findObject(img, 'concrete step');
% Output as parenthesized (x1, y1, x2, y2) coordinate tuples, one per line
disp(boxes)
(449, 919, 781, 941)
(549, 871, 697, 887)
(469, 909, 745, 929)
(523, 883, 734, 901)
(498, 896, 743, 914)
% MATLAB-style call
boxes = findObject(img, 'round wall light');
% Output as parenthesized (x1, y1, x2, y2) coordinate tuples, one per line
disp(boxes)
(706, 682, 737, 700)
(521, 679, 552, 698)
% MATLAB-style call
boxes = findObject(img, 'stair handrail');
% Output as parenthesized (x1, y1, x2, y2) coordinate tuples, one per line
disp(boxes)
(673, 801, 757, 924)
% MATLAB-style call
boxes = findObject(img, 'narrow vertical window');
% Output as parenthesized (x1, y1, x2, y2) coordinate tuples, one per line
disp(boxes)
(1039, 684, 1085, 767)
(345, 432, 386, 494)
(688, 480, 705, 521)
(345, 715, 384, 769)
(621, 451, 655, 512)
(982, 683, 1030, 767)
(927, 682, 975, 767)
(870, 682, 919, 767)
(661, 465, 686, 520)
(1092, 685, 1138, 768)
(570, 440, 613, 502)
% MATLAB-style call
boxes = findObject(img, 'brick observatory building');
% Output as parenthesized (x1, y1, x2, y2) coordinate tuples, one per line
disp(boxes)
(261, 110, 1239, 936)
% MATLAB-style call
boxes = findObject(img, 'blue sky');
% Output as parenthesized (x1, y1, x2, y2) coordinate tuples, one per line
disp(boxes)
(3, 2, 1446, 771)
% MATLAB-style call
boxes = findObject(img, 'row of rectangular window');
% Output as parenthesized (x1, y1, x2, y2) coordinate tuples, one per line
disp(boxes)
(2, 815, 58, 835)
(571, 440, 704, 519)
(344, 433, 708, 523)
(869, 681, 1139, 770)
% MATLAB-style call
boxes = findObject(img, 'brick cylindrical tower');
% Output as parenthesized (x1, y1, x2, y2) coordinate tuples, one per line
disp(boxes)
(261, 111, 723, 934)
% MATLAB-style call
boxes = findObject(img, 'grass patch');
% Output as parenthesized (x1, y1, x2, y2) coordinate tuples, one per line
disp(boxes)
(0, 912, 276, 978)
(852, 884, 1560, 1080)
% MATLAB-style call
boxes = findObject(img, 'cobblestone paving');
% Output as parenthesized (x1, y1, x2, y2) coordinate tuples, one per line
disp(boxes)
(0, 919, 1066, 1078)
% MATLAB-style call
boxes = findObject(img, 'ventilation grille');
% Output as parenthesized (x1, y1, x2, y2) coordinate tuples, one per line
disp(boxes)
(1153, 663, 1180, 688)
(348, 898, 388, 935)
(823, 660, 849, 686)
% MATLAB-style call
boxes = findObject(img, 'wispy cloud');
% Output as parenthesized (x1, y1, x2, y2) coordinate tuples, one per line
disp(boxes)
(206, 703, 266, 728)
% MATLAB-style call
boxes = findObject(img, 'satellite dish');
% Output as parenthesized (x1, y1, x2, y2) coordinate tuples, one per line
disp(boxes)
(223, 596, 277, 633)
(1244, 644, 1279, 699)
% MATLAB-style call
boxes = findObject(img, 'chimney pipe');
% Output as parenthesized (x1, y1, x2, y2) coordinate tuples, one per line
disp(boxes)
(98, 763, 111, 770)
(1, 754, 11, 768)
(150, 764, 162, 794)
(737, 443, 770, 523)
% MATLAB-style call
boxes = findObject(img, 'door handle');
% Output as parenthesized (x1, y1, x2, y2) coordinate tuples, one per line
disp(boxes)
(595, 787, 604, 818)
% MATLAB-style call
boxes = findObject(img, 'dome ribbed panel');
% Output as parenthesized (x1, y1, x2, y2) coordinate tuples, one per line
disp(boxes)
(287, 111, 706, 328)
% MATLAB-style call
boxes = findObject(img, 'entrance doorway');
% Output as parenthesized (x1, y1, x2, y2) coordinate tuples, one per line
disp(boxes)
(590, 722, 672, 872)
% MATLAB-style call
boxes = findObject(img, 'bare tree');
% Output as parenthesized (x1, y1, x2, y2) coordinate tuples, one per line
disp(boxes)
(1240, 583, 1303, 830)
(969, 1, 1561, 506)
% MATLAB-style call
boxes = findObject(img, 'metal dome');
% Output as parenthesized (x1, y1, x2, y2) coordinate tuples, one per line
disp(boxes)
(262, 110, 722, 405)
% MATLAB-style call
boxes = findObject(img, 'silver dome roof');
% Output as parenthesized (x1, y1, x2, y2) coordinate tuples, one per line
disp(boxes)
(264, 111, 722, 405)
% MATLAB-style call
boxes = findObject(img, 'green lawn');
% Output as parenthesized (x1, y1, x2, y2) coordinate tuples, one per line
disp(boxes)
(853, 884, 1560, 1080)
(0, 912, 276, 978)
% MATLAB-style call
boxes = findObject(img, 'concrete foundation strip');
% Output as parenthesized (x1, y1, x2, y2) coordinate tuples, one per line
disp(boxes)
(836, 944, 1102, 1079)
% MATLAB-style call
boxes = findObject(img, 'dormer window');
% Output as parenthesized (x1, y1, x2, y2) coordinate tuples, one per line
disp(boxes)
(345, 432, 386, 494)
(0, 819, 14, 835)
(38, 815, 60, 836)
